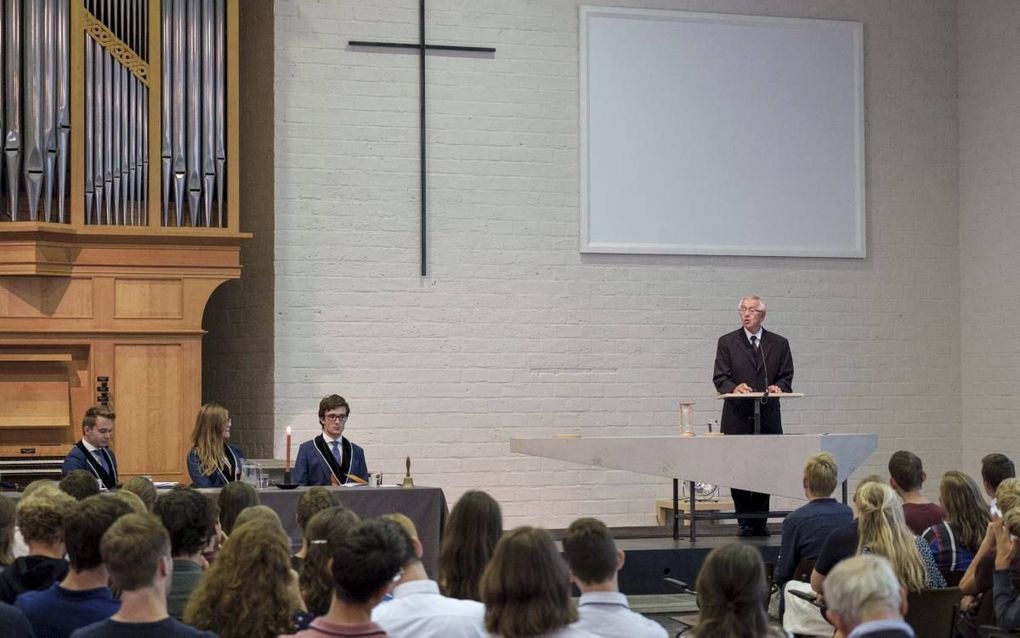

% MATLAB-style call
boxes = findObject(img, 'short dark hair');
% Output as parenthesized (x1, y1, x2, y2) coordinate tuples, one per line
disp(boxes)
(65, 495, 133, 570)
(318, 394, 350, 420)
(101, 513, 170, 592)
(888, 451, 924, 492)
(297, 487, 336, 535)
(562, 517, 617, 585)
(982, 454, 1016, 491)
(60, 470, 100, 501)
(330, 519, 405, 604)
(155, 487, 216, 557)
(82, 405, 115, 431)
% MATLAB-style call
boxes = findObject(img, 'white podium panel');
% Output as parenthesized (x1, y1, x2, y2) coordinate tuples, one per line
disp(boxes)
(509, 434, 877, 499)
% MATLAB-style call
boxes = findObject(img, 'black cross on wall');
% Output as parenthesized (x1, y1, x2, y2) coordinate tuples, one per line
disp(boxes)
(349, 0, 496, 277)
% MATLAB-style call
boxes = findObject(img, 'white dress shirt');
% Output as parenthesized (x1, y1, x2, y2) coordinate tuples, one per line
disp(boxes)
(573, 591, 668, 638)
(371, 579, 486, 638)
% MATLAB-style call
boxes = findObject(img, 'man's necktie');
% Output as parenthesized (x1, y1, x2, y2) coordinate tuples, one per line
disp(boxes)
(751, 335, 759, 351)
(330, 440, 341, 462)
(94, 450, 108, 473)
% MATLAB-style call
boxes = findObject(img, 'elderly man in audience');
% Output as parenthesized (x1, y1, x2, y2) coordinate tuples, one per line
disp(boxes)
(823, 554, 913, 638)
(774, 453, 854, 589)
(16, 495, 133, 637)
(71, 513, 215, 637)
(982, 453, 1016, 516)
(888, 451, 946, 535)
(561, 517, 667, 638)
(372, 514, 486, 637)
(153, 487, 217, 620)
(0, 486, 75, 603)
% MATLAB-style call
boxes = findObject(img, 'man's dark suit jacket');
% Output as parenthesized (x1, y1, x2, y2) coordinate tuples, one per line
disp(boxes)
(713, 327, 794, 434)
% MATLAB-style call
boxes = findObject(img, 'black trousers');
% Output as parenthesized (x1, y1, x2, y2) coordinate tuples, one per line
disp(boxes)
(721, 400, 781, 531)
(732, 488, 770, 530)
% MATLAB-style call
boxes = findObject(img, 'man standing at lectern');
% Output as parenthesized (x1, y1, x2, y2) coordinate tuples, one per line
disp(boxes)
(62, 405, 119, 491)
(713, 295, 794, 536)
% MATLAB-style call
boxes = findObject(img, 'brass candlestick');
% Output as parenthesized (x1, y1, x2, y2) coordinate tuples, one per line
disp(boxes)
(401, 456, 414, 488)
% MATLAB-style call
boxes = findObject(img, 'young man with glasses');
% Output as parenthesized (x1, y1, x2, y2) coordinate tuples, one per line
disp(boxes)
(294, 394, 369, 486)
(713, 295, 795, 537)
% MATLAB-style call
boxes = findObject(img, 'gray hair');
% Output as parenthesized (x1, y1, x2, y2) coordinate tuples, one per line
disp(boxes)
(738, 295, 767, 313)
(823, 555, 901, 628)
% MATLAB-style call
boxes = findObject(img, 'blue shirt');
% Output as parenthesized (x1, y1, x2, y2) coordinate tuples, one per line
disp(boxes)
(774, 498, 853, 585)
(16, 583, 120, 638)
(70, 617, 216, 638)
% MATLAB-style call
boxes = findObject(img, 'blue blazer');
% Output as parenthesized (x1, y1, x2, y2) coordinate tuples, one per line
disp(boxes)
(187, 443, 245, 488)
(294, 436, 368, 486)
(62, 443, 118, 488)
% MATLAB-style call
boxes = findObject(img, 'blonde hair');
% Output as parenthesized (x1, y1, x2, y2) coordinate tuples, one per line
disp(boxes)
(804, 453, 839, 497)
(854, 482, 927, 592)
(1003, 507, 1020, 538)
(382, 512, 418, 541)
(16, 486, 76, 545)
(191, 403, 230, 476)
(996, 478, 1020, 514)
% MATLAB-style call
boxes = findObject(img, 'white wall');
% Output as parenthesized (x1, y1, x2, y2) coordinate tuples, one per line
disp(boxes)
(959, 1, 1020, 476)
(271, 0, 960, 527)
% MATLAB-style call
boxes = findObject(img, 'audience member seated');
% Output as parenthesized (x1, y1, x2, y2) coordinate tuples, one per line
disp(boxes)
(121, 477, 158, 512)
(0, 487, 75, 603)
(888, 451, 946, 535)
(16, 495, 132, 637)
(293, 488, 336, 571)
(232, 504, 287, 536)
(217, 480, 259, 536)
(774, 453, 854, 589)
(187, 403, 245, 488)
(184, 519, 304, 637)
(372, 513, 486, 637)
(59, 470, 100, 501)
(0, 496, 16, 568)
(480, 526, 596, 638)
(823, 555, 913, 638)
(679, 541, 788, 638)
(0, 601, 34, 637)
(70, 513, 214, 637)
(561, 517, 667, 638)
(990, 507, 1020, 633)
(154, 487, 216, 620)
(284, 518, 407, 638)
(438, 490, 502, 602)
(112, 490, 147, 514)
(982, 454, 1016, 516)
(921, 471, 989, 584)
(299, 507, 361, 621)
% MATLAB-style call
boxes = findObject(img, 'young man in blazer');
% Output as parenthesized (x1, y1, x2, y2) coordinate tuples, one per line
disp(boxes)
(713, 295, 794, 536)
(294, 394, 369, 486)
(62, 406, 119, 490)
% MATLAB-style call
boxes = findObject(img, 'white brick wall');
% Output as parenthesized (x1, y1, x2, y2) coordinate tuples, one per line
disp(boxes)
(270, 0, 961, 527)
(959, 2, 1020, 478)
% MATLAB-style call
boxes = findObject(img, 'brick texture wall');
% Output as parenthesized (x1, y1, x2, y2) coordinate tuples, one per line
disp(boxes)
(261, 0, 961, 527)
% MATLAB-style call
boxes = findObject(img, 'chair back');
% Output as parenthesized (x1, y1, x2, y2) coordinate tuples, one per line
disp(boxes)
(904, 587, 960, 638)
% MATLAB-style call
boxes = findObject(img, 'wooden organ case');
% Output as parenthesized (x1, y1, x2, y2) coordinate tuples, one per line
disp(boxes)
(0, 0, 246, 485)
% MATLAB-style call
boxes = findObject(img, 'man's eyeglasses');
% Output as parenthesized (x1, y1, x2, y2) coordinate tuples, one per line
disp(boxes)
(323, 414, 348, 422)
(738, 307, 763, 315)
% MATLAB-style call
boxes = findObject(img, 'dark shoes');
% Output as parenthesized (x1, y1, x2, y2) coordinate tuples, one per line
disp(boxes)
(738, 525, 771, 537)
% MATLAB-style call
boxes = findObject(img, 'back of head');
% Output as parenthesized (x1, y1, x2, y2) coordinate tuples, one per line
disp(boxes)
(381, 513, 420, 566)
(939, 471, 990, 552)
(480, 526, 576, 638)
(22, 479, 58, 498)
(0, 496, 15, 566)
(297, 487, 336, 536)
(60, 469, 101, 500)
(888, 451, 924, 492)
(823, 555, 902, 631)
(65, 495, 133, 571)
(562, 517, 617, 586)
(331, 518, 406, 604)
(155, 486, 216, 557)
(217, 480, 259, 534)
(17, 485, 76, 545)
(113, 490, 148, 514)
(300, 507, 362, 615)
(982, 453, 1016, 492)
(997, 478, 1020, 514)
(804, 452, 839, 497)
(1004, 507, 1020, 538)
(854, 482, 926, 592)
(232, 504, 284, 535)
(122, 476, 158, 511)
(439, 490, 503, 600)
(101, 513, 170, 592)
(691, 541, 770, 638)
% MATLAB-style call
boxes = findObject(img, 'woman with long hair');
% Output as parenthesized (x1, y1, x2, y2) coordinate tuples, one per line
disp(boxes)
(298, 506, 361, 619)
(921, 471, 990, 584)
(855, 481, 945, 591)
(479, 526, 594, 638)
(184, 519, 304, 637)
(217, 481, 260, 535)
(438, 490, 502, 601)
(682, 541, 786, 638)
(187, 403, 245, 488)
